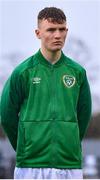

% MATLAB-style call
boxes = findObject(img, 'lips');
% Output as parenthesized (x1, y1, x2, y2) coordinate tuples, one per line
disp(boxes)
(53, 41, 62, 45)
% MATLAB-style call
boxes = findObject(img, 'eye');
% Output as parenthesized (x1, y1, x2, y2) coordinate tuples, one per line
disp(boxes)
(47, 28, 56, 32)
(59, 28, 66, 31)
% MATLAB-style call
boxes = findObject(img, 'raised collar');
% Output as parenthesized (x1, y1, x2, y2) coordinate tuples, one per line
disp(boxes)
(35, 49, 65, 67)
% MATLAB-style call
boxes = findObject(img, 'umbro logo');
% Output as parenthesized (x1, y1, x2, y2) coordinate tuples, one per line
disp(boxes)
(32, 77, 41, 84)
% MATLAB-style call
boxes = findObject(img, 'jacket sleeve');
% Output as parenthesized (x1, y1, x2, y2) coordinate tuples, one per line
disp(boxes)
(0, 70, 24, 151)
(77, 70, 92, 141)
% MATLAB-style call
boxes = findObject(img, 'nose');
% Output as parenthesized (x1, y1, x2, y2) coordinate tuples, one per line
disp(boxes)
(54, 30, 61, 39)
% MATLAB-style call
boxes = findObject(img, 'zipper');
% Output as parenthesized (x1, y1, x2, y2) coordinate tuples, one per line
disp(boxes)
(50, 65, 57, 166)
(51, 65, 56, 118)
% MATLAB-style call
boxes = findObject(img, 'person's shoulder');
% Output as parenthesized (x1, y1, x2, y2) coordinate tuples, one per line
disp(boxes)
(11, 52, 39, 77)
(63, 53, 86, 73)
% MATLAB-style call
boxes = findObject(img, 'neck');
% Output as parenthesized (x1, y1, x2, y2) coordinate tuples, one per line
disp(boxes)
(40, 48, 61, 64)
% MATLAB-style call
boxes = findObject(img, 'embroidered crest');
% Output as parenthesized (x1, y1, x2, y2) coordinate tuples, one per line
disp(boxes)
(63, 75, 75, 88)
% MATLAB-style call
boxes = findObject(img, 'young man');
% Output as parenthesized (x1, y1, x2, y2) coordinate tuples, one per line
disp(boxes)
(0, 7, 92, 179)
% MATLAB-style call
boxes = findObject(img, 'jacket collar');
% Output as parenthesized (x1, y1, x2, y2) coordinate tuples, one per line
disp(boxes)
(35, 49, 65, 67)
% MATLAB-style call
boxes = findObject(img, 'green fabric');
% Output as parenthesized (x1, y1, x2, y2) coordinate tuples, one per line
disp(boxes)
(0, 50, 92, 168)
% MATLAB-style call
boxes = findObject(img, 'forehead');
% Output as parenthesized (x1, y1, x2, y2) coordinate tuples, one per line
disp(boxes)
(38, 19, 66, 29)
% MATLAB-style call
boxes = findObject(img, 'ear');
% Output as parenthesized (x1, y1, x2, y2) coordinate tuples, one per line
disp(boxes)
(35, 29, 41, 39)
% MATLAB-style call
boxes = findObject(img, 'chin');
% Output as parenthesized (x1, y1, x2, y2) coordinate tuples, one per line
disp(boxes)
(51, 47, 62, 52)
(52, 45, 64, 51)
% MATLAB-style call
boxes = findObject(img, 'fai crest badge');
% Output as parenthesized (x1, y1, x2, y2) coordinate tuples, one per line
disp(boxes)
(63, 75, 75, 88)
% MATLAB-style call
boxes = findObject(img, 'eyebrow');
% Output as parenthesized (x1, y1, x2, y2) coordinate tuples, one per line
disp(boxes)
(46, 27, 67, 31)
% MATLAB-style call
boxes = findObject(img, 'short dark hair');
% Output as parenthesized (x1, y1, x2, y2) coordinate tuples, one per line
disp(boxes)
(38, 7, 66, 24)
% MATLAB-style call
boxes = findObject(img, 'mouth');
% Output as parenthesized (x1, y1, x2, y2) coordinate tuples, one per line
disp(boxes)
(53, 41, 62, 45)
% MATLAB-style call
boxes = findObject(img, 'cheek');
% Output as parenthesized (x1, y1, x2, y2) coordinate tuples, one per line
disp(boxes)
(65, 32, 68, 38)
(63, 34, 67, 41)
(42, 35, 52, 43)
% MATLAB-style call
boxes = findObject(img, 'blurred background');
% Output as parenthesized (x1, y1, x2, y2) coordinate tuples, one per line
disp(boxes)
(0, 0, 100, 178)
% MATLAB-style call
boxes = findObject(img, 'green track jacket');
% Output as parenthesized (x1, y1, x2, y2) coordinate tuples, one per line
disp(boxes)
(0, 50, 92, 169)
